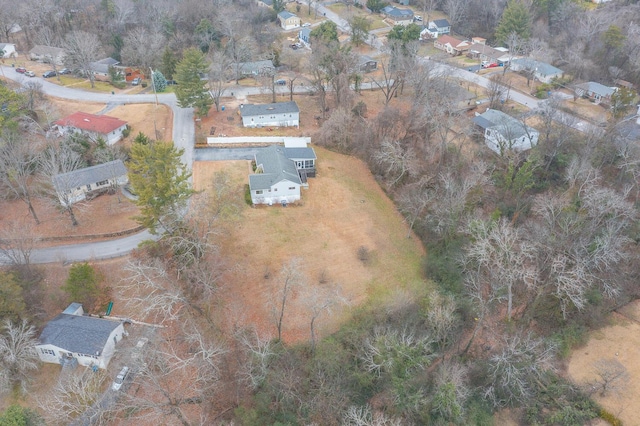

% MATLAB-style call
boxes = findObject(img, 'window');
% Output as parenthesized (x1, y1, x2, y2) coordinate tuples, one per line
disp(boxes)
(96, 180, 108, 186)
(85, 185, 91, 191)
(40, 348, 56, 356)
(289, 187, 295, 190)
(274, 188, 278, 191)
(256, 190, 263, 194)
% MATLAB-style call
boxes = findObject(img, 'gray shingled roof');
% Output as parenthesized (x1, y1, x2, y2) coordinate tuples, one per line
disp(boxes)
(278, 10, 296, 19)
(53, 160, 127, 193)
(250, 145, 302, 190)
(239, 60, 275, 75)
(29, 45, 65, 56)
(474, 109, 532, 139)
(89, 57, 120, 74)
(387, 8, 413, 18)
(575, 82, 616, 98)
(39, 314, 121, 355)
(284, 147, 316, 160)
(241, 101, 299, 118)
(511, 58, 562, 77)
(432, 19, 450, 28)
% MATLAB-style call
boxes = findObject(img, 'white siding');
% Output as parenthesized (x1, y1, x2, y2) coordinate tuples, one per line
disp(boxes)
(251, 179, 301, 205)
(242, 112, 300, 128)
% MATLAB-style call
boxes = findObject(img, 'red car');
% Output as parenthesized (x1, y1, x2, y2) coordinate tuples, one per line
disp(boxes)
(15, 67, 26, 73)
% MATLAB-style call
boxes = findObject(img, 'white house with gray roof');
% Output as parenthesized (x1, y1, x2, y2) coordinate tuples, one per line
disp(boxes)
(238, 60, 275, 77)
(574, 82, 617, 105)
(240, 101, 300, 128)
(473, 109, 539, 155)
(36, 303, 125, 369)
(29, 45, 66, 65)
(510, 58, 563, 84)
(0, 43, 16, 58)
(250, 145, 304, 205)
(53, 160, 128, 206)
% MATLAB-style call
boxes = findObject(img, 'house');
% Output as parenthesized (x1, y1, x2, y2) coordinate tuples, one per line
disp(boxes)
(473, 109, 539, 154)
(123, 67, 144, 82)
(54, 111, 128, 145)
(467, 43, 510, 66)
(420, 19, 451, 39)
(89, 57, 120, 81)
(283, 139, 317, 181)
(0, 43, 16, 58)
(29, 45, 66, 65)
(240, 101, 300, 128)
(257, 0, 273, 6)
(357, 55, 378, 73)
(249, 143, 316, 205)
(238, 60, 275, 77)
(383, 7, 414, 26)
(574, 82, 617, 105)
(396, 0, 410, 5)
(36, 303, 125, 369)
(510, 58, 564, 84)
(278, 11, 301, 30)
(299, 27, 312, 47)
(52, 160, 129, 205)
(434, 35, 471, 56)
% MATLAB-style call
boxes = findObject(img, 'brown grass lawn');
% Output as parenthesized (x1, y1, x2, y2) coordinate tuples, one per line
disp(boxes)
(193, 146, 427, 343)
(567, 300, 640, 425)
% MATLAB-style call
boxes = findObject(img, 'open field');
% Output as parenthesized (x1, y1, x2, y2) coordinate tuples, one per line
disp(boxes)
(567, 300, 640, 425)
(193, 146, 427, 342)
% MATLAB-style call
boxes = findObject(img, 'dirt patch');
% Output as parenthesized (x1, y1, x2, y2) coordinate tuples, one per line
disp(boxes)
(566, 303, 640, 425)
(194, 146, 426, 344)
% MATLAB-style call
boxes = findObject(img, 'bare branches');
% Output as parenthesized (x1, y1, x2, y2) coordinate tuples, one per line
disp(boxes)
(373, 140, 417, 188)
(0, 319, 39, 395)
(268, 258, 306, 341)
(587, 358, 630, 397)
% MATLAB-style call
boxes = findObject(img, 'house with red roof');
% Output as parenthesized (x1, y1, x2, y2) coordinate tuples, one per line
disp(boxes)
(54, 112, 128, 145)
(434, 35, 471, 56)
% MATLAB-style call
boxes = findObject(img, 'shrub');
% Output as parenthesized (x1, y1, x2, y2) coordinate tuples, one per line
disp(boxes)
(244, 184, 252, 205)
(357, 246, 370, 264)
(600, 408, 623, 426)
(122, 124, 131, 138)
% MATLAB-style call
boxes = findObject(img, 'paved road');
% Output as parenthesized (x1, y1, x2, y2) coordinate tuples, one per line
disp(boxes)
(0, 66, 194, 169)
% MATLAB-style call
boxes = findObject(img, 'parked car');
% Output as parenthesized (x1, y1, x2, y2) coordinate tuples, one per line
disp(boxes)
(59, 68, 71, 75)
(302, 22, 311, 27)
(43, 70, 56, 78)
(131, 77, 142, 86)
(112, 366, 129, 391)
(166, 80, 178, 85)
(414, 15, 423, 21)
(25, 71, 35, 77)
(275, 79, 286, 85)
(15, 67, 26, 73)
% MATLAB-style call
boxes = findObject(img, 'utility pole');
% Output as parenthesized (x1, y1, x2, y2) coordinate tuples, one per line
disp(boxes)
(150, 67, 159, 139)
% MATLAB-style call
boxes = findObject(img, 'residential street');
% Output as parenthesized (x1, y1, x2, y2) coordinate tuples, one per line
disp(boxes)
(0, 49, 598, 265)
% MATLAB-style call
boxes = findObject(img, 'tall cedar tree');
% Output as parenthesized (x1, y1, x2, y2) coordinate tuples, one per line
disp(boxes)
(128, 140, 194, 234)
(175, 48, 213, 117)
(495, 0, 531, 44)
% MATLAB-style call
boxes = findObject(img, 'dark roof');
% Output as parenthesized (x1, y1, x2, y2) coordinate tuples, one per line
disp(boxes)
(474, 109, 534, 139)
(278, 10, 296, 19)
(89, 57, 120, 74)
(432, 19, 450, 28)
(284, 147, 316, 160)
(39, 313, 122, 355)
(241, 101, 299, 117)
(472, 115, 494, 129)
(387, 8, 413, 18)
(53, 160, 127, 193)
(250, 145, 302, 190)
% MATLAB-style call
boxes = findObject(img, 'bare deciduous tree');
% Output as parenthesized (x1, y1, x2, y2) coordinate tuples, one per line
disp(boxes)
(121, 28, 165, 75)
(0, 220, 41, 270)
(39, 368, 109, 426)
(304, 282, 348, 352)
(369, 60, 402, 106)
(485, 332, 556, 408)
(343, 404, 403, 426)
(373, 139, 417, 187)
(236, 328, 275, 390)
(0, 131, 42, 224)
(64, 31, 104, 88)
(207, 50, 230, 112)
(268, 258, 305, 341)
(463, 219, 537, 321)
(0, 319, 39, 395)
